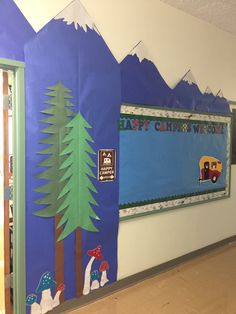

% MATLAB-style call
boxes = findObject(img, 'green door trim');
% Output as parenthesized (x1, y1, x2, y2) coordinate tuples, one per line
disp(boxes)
(0, 58, 26, 314)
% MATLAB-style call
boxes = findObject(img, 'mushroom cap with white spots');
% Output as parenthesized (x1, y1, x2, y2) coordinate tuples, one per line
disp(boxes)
(87, 245, 103, 260)
(36, 271, 55, 293)
(90, 270, 99, 281)
(26, 294, 37, 306)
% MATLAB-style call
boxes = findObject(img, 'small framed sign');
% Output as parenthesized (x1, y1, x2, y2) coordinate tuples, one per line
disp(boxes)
(98, 149, 116, 182)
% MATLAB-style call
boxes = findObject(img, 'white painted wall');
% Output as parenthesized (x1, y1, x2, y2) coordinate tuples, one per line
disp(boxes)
(14, 0, 236, 280)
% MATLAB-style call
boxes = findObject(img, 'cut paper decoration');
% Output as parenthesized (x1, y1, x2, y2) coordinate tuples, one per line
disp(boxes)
(173, 70, 202, 111)
(25, 0, 120, 308)
(52, 283, 65, 309)
(199, 156, 222, 184)
(26, 294, 41, 314)
(174, 72, 231, 115)
(34, 82, 75, 217)
(130, 40, 148, 63)
(56, 112, 99, 240)
(0, 0, 35, 61)
(120, 41, 181, 109)
(36, 272, 55, 293)
(205, 86, 212, 94)
(195, 86, 215, 113)
(99, 261, 109, 287)
(83, 245, 103, 295)
(36, 272, 55, 314)
(90, 270, 100, 290)
(182, 70, 196, 85)
(121, 44, 231, 116)
(28, 272, 65, 314)
(54, 0, 99, 34)
(208, 90, 231, 114)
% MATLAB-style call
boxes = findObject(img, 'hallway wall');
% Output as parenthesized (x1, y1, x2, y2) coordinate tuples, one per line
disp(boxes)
(14, 0, 236, 280)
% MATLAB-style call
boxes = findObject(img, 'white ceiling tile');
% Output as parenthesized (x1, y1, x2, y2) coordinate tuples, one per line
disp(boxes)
(160, 0, 236, 35)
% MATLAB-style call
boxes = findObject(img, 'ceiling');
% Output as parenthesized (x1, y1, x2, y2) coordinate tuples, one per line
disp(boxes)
(160, 0, 236, 36)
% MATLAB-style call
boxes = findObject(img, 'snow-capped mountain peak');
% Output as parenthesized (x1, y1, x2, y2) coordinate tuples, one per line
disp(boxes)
(129, 41, 150, 63)
(205, 86, 213, 94)
(182, 70, 196, 85)
(54, 0, 100, 34)
(216, 90, 224, 98)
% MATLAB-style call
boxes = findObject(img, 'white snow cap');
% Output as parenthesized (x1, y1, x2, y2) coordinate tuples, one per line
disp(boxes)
(54, 0, 100, 34)
(182, 70, 196, 85)
(216, 90, 224, 98)
(205, 86, 213, 94)
(129, 41, 150, 63)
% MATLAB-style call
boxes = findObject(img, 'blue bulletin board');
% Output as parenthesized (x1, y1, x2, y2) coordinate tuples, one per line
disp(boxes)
(119, 104, 231, 219)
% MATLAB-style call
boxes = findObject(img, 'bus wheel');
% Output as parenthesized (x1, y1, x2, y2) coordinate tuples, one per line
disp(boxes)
(211, 176, 218, 183)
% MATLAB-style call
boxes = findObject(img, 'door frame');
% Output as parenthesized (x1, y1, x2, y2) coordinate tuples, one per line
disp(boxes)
(0, 58, 25, 314)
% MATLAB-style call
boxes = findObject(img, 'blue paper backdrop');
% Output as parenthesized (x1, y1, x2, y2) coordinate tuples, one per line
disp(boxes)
(119, 118, 227, 206)
(121, 54, 182, 108)
(0, 1, 232, 312)
(120, 53, 231, 114)
(24, 11, 121, 311)
(0, 0, 35, 61)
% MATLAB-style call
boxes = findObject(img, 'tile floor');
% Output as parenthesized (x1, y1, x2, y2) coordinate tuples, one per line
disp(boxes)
(69, 241, 236, 314)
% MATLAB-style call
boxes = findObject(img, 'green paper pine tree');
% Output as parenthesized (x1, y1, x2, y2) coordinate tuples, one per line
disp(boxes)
(35, 82, 75, 217)
(56, 112, 99, 241)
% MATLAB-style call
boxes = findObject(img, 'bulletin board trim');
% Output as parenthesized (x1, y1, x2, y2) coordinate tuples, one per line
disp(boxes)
(119, 103, 232, 220)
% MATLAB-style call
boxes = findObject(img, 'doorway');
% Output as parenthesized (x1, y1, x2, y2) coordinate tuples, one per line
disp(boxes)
(0, 68, 13, 314)
(204, 161, 210, 180)
(0, 59, 25, 314)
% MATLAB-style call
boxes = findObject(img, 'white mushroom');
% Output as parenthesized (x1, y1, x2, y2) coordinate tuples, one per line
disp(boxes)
(26, 294, 42, 314)
(35, 272, 55, 314)
(99, 261, 109, 287)
(90, 270, 100, 290)
(83, 245, 103, 295)
(52, 283, 65, 309)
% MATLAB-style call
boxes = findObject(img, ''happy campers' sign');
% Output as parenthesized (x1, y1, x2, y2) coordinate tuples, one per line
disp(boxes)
(119, 115, 226, 135)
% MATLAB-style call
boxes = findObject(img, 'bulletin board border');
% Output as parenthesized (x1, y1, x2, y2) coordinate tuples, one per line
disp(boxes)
(119, 103, 232, 220)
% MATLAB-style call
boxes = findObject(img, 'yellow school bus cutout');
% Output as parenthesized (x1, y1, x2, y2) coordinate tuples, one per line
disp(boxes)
(199, 156, 222, 183)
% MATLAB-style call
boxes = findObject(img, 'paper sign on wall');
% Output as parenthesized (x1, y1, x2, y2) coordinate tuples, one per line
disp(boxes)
(98, 149, 116, 182)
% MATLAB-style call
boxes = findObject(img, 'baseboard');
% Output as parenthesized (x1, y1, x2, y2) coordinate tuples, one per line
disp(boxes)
(50, 234, 236, 314)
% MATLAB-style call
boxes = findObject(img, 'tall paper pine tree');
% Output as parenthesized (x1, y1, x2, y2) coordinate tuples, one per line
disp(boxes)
(56, 112, 99, 241)
(34, 82, 75, 300)
(35, 82, 74, 216)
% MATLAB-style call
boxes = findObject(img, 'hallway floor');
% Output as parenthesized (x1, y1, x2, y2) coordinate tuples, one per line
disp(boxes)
(69, 241, 236, 314)
(0, 225, 5, 314)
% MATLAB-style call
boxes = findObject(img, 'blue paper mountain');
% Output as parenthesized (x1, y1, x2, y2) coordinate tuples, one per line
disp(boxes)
(24, 0, 120, 306)
(194, 86, 215, 113)
(120, 43, 182, 108)
(173, 70, 203, 111)
(0, 0, 35, 61)
(174, 72, 231, 115)
(208, 90, 231, 114)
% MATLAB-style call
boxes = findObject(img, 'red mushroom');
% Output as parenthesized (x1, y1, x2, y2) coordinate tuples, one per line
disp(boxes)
(52, 283, 65, 309)
(87, 245, 103, 260)
(83, 245, 103, 295)
(99, 261, 109, 287)
(57, 283, 65, 292)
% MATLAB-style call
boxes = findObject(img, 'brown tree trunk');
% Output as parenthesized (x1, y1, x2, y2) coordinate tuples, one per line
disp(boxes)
(55, 214, 64, 302)
(76, 227, 83, 297)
